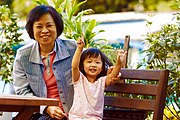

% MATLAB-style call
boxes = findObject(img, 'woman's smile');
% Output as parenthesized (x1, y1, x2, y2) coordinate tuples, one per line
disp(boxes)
(41, 35, 50, 40)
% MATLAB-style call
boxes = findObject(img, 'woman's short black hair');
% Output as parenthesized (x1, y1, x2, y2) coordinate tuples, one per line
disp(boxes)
(79, 48, 113, 79)
(25, 5, 64, 39)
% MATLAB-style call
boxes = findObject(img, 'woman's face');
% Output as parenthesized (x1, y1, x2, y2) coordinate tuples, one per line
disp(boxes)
(33, 13, 57, 47)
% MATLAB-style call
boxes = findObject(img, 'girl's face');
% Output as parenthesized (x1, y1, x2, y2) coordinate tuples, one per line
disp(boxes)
(33, 13, 57, 48)
(83, 55, 103, 81)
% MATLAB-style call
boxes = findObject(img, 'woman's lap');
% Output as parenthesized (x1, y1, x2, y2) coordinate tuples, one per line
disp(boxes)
(30, 113, 55, 120)
(12, 113, 67, 120)
(30, 113, 67, 120)
(12, 113, 55, 120)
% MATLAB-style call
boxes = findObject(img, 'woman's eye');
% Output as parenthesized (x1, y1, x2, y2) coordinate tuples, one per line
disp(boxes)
(36, 25, 42, 28)
(47, 24, 55, 28)
(47, 24, 53, 27)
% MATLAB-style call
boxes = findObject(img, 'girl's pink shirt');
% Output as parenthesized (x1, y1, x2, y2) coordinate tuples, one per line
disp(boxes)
(69, 72, 106, 120)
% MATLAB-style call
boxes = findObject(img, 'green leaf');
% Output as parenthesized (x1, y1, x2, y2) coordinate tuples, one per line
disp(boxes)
(64, 0, 72, 19)
(76, 21, 82, 35)
(75, 9, 94, 20)
(69, 0, 87, 20)
(85, 19, 96, 32)
(33, 0, 49, 5)
(55, 0, 65, 9)
(66, 20, 76, 31)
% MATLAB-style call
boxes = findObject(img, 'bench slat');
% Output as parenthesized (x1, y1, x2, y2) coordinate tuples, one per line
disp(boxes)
(105, 83, 158, 95)
(105, 96, 155, 111)
(120, 69, 167, 81)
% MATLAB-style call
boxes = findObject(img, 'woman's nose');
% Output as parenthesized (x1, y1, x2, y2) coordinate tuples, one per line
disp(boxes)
(42, 26, 49, 32)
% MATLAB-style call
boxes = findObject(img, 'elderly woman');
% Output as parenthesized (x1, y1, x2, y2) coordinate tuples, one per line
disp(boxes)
(13, 5, 75, 120)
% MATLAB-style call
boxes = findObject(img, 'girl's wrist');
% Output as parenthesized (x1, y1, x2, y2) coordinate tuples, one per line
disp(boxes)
(77, 47, 83, 51)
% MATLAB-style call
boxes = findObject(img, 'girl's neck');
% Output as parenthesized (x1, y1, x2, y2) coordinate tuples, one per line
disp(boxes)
(86, 76, 97, 83)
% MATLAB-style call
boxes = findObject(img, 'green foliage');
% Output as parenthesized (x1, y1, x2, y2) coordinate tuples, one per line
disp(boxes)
(156, 1, 172, 12)
(77, 0, 178, 13)
(8, 0, 180, 18)
(138, 10, 180, 119)
(0, 5, 23, 83)
(78, 0, 136, 13)
(170, 0, 180, 10)
(12, 0, 38, 19)
(143, 0, 158, 11)
(0, 0, 13, 8)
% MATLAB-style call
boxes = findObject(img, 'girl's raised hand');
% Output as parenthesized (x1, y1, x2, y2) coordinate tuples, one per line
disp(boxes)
(116, 49, 127, 64)
(77, 34, 85, 50)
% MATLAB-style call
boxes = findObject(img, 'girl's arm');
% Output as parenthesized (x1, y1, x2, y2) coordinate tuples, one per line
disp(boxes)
(71, 35, 84, 82)
(105, 50, 126, 87)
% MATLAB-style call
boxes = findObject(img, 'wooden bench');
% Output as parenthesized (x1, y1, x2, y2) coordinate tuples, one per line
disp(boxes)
(103, 68, 169, 120)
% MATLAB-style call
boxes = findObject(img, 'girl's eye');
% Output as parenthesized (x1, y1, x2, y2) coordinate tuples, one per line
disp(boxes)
(96, 62, 101, 64)
(87, 61, 91, 63)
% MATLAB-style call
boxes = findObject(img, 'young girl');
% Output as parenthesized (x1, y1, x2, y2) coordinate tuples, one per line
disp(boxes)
(68, 35, 126, 120)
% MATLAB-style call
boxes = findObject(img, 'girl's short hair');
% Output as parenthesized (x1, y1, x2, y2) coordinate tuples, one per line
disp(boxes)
(79, 48, 113, 79)
(25, 5, 64, 39)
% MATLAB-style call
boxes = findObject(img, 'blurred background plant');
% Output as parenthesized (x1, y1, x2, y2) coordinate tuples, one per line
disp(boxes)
(0, 5, 23, 84)
(137, 1, 180, 119)
(1, 0, 179, 17)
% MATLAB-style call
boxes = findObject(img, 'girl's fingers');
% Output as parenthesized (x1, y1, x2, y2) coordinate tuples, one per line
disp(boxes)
(116, 50, 127, 59)
(78, 34, 85, 44)
(81, 33, 84, 40)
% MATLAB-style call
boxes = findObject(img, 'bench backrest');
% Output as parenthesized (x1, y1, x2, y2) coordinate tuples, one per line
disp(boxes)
(122, 35, 130, 68)
(104, 68, 169, 120)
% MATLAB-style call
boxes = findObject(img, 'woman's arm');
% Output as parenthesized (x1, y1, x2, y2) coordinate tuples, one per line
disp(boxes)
(13, 51, 34, 96)
(71, 35, 84, 82)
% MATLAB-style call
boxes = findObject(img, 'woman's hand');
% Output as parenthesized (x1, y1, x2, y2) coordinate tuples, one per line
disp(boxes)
(45, 106, 67, 120)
